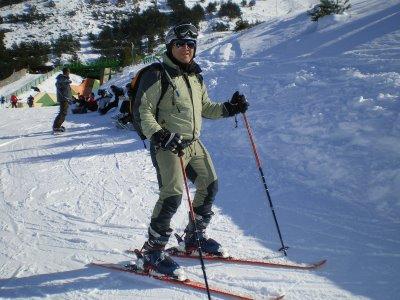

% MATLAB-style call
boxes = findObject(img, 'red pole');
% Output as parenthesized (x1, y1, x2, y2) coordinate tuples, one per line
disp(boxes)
(242, 113, 289, 256)
(178, 152, 211, 299)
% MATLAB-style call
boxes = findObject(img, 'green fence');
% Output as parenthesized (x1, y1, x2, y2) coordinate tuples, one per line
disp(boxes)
(6, 66, 61, 100)
(141, 46, 165, 65)
(5, 46, 165, 100)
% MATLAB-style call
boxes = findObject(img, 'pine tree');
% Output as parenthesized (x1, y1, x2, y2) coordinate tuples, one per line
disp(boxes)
(309, 0, 351, 22)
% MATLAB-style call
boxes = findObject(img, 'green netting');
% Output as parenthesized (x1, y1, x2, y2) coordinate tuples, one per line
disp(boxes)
(36, 93, 57, 106)
(92, 79, 100, 92)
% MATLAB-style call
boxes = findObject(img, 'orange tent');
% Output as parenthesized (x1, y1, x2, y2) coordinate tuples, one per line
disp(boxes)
(71, 78, 100, 98)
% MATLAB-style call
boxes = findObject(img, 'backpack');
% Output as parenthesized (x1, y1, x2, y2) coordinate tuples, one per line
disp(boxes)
(128, 62, 203, 141)
(127, 63, 169, 140)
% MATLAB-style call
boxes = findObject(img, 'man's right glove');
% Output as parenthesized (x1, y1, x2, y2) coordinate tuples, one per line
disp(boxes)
(152, 129, 182, 152)
(223, 91, 249, 117)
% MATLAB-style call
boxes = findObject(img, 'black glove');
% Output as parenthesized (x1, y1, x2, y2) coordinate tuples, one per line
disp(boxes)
(223, 91, 249, 117)
(152, 129, 182, 152)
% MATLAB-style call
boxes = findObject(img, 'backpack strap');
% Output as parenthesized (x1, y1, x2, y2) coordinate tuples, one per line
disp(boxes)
(155, 66, 170, 122)
(128, 62, 171, 140)
(195, 73, 203, 86)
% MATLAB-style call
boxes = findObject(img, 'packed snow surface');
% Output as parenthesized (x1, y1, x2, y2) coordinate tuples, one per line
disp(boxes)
(1, 0, 399, 299)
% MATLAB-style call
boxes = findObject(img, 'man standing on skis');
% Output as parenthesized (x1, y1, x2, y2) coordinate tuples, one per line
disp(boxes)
(53, 67, 72, 133)
(134, 23, 249, 278)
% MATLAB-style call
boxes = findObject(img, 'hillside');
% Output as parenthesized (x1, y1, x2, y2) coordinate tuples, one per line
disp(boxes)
(0, 0, 399, 299)
(0, 0, 318, 62)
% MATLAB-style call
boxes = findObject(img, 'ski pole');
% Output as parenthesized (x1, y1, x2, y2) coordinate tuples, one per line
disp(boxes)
(178, 150, 212, 300)
(241, 112, 289, 256)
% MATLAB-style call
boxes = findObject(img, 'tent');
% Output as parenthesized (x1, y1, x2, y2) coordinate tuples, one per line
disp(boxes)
(34, 92, 57, 107)
(71, 78, 101, 97)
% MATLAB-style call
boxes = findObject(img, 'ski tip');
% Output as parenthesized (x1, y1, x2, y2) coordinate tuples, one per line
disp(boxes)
(313, 259, 327, 268)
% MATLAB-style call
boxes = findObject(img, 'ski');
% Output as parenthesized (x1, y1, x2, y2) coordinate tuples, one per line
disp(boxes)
(125, 248, 326, 270)
(89, 260, 280, 300)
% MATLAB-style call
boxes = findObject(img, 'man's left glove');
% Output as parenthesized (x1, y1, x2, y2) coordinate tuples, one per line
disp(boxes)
(152, 129, 183, 152)
(223, 91, 249, 117)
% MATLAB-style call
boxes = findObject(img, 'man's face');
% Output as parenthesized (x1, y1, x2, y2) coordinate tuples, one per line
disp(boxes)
(171, 40, 196, 64)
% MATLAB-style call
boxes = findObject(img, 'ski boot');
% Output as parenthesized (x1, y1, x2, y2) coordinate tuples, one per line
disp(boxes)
(53, 126, 65, 134)
(180, 213, 228, 258)
(136, 228, 185, 280)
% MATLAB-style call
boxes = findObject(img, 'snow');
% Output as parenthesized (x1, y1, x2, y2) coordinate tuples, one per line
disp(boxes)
(0, 0, 318, 63)
(1, 0, 400, 299)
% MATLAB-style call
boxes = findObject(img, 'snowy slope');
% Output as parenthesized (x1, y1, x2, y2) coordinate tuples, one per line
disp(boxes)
(0, 0, 319, 62)
(1, 1, 400, 299)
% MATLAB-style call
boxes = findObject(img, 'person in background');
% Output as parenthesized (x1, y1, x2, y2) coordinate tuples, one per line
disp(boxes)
(10, 94, 19, 108)
(96, 89, 112, 113)
(87, 92, 98, 112)
(27, 95, 34, 108)
(99, 85, 124, 115)
(53, 67, 72, 133)
(71, 94, 88, 114)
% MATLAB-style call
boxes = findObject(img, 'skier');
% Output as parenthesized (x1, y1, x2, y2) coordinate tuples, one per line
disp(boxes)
(27, 95, 34, 108)
(53, 67, 72, 133)
(10, 94, 19, 108)
(1, 95, 6, 108)
(134, 23, 249, 278)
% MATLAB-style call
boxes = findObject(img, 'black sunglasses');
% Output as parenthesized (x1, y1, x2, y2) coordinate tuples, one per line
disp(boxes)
(174, 24, 198, 39)
(174, 40, 196, 49)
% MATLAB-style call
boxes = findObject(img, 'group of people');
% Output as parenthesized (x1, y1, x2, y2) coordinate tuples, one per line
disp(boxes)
(0, 95, 35, 108)
(52, 23, 249, 279)
(52, 67, 127, 132)
(71, 93, 98, 114)
(53, 67, 132, 130)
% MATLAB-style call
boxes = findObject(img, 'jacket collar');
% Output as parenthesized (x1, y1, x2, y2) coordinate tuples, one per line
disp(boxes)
(162, 52, 202, 78)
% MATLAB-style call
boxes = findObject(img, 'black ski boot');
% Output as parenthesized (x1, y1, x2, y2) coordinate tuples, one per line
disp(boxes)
(137, 227, 185, 280)
(182, 213, 228, 257)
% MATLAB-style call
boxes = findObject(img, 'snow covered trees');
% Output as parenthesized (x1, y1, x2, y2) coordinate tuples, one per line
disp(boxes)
(309, 0, 351, 22)
(218, 1, 242, 19)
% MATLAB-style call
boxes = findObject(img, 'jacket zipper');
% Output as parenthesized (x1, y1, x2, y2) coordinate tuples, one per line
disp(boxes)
(183, 73, 196, 141)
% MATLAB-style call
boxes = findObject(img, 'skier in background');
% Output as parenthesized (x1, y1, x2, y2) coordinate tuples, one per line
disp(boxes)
(10, 94, 19, 108)
(27, 95, 34, 108)
(134, 23, 249, 278)
(53, 67, 72, 133)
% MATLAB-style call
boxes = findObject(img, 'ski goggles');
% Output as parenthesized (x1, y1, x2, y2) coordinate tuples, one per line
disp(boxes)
(173, 40, 196, 49)
(174, 24, 198, 39)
